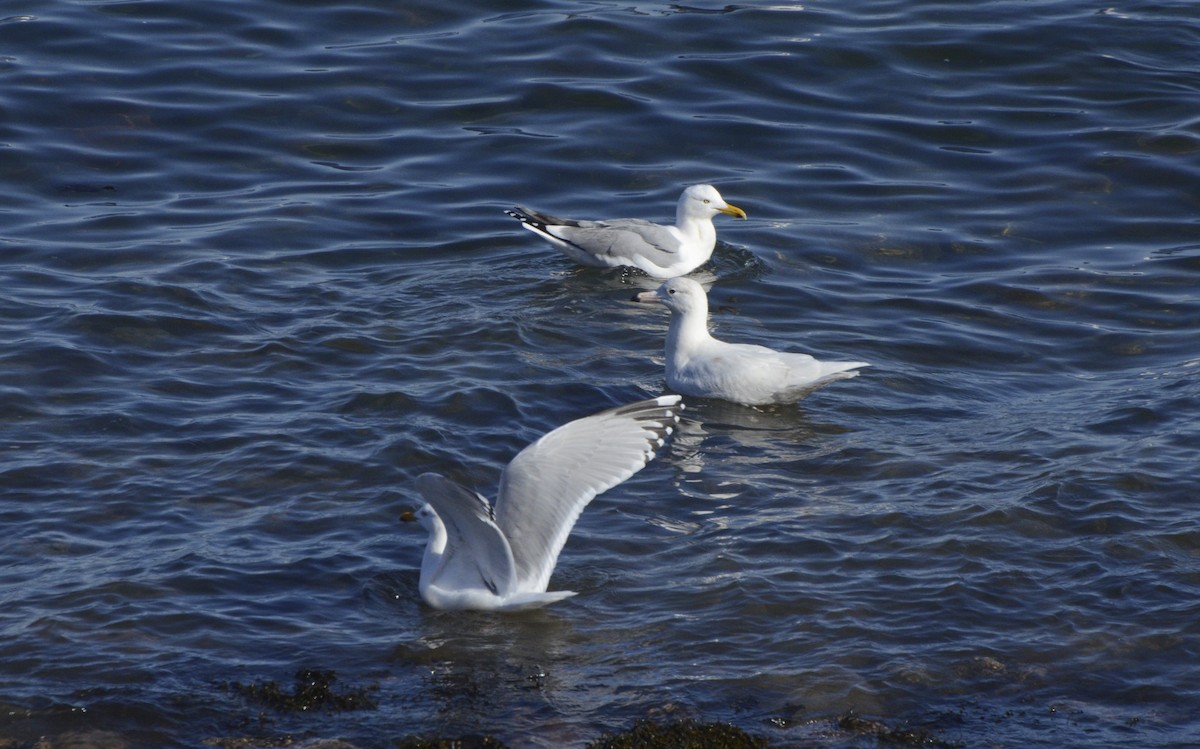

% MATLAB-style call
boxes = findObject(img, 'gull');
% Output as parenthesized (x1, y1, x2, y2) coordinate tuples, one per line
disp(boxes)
(505, 184, 747, 278)
(635, 277, 869, 406)
(400, 395, 683, 611)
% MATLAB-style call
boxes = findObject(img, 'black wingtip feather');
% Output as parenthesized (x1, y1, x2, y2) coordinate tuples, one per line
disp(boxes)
(608, 396, 685, 449)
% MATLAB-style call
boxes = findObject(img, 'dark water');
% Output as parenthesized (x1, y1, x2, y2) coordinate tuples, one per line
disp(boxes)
(2, 1, 1199, 747)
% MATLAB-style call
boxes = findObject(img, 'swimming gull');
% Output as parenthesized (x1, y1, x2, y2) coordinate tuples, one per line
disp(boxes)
(635, 277, 869, 406)
(400, 395, 683, 611)
(506, 184, 746, 278)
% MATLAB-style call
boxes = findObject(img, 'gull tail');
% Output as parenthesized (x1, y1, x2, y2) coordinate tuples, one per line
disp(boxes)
(496, 590, 578, 611)
(785, 361, 871, 400)
(821, 361, 870, 378)
(506, 206, 581, 230)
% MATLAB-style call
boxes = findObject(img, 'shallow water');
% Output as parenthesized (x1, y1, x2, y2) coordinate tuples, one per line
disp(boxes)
(2, 1, 1199, 747)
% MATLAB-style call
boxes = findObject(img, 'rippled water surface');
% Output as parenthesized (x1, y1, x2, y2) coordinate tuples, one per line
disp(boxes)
(3, 1, 1199, 747)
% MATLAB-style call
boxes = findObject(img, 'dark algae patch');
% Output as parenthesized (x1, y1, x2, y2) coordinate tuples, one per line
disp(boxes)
(2, 712, 966, 749)
(835, 711, 962, 748)
(395, 720, 781, 749)
(395, 738, 511, 749)
(228, 669, 379, 713)
(586, 719, 777, 749)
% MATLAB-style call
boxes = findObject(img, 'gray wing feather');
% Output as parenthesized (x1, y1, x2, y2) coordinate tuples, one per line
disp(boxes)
(552, 219, 682, 265)
(417, 472, 517, 597)
(494, 396, 683, 592)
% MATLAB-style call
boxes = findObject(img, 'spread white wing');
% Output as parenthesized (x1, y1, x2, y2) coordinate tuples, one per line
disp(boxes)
(494, 395, 683, 592)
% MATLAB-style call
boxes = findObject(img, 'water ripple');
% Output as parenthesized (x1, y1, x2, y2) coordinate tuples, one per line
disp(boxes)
(2, 0, 1200, 747)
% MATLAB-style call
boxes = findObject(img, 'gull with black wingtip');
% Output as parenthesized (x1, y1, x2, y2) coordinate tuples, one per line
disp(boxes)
(506, 184, 746, 278)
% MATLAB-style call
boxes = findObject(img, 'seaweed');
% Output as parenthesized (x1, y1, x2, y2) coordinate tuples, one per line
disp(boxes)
(836, 711, 962, 748)
(228, 669, 378, 714)
(393, 738, 511, 749)
(585, 719, 777, 749)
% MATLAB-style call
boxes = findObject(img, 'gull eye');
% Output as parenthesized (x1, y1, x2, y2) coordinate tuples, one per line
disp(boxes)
(668, 288, 676, 294)
(703, 199, 710, 204)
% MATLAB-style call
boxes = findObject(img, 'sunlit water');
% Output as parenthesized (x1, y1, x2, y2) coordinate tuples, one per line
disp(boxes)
(2, 1, 1198, 747)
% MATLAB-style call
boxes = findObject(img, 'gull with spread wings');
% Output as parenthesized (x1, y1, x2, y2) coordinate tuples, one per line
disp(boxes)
(401, 395, 683, 611)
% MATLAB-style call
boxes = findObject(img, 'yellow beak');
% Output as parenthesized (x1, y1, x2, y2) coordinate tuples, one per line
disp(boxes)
(719, 203, 747, 219)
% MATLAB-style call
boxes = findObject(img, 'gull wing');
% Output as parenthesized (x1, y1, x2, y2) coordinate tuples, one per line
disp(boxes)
(494, 395, 683, 592)
(508, 207, 682, 268)
(551, 219, 682, 266)
(416, 472, 517, 597)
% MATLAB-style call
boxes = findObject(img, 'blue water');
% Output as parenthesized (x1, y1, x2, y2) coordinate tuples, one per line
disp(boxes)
(2, 1, 1199, 747)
